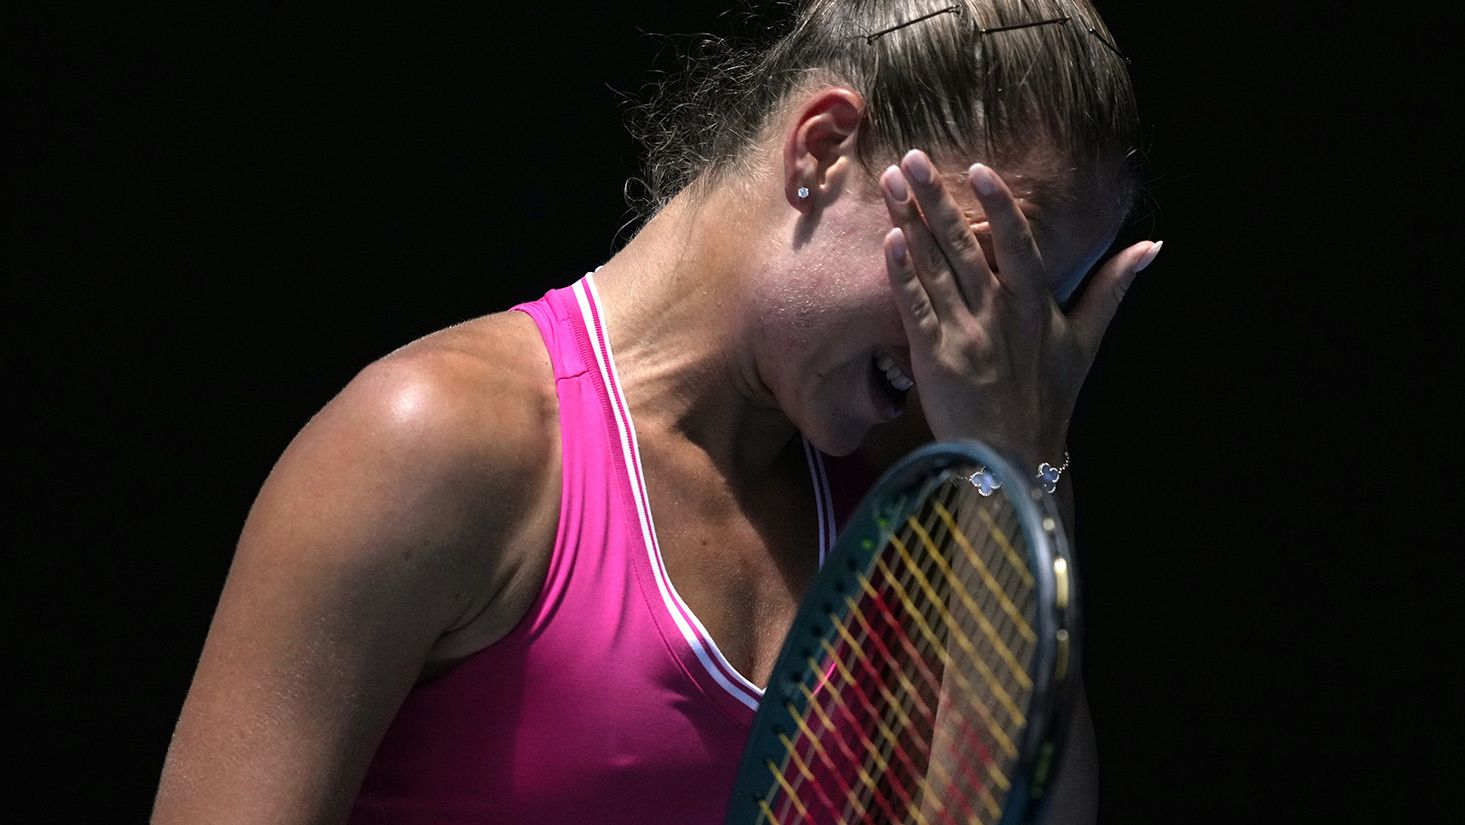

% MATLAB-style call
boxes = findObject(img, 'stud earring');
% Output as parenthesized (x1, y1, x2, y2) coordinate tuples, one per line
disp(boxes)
(797, 186, 810, 200)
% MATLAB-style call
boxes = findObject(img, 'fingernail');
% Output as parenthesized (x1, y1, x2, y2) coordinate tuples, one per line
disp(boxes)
(1133, 240, 1164, 273)
(902, 149, 933, 184)
(969, 163, 999, 196)
(887, 227, 908, 262)
(882, 166, 909, 201)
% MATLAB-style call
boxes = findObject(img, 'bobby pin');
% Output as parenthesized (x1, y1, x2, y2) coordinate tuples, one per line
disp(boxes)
(865, 4, 1131, 63)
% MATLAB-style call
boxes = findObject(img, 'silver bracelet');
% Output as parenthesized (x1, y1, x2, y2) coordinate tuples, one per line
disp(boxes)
(962, 451, 1071, 496)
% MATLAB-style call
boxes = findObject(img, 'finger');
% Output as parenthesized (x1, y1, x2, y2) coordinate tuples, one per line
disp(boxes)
(883, 227, 940, 345)
(1068, 240, 1163, 356)
(898, 150, 994, 308)
(881, 164, 965, 321)
(968, 163, 1044, 297)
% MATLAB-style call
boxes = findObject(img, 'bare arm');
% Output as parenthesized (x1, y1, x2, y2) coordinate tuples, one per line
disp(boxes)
(153, 329, 556, 824)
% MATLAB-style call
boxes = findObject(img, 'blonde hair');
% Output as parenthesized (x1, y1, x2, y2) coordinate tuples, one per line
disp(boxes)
(627, 0, 1140, 216)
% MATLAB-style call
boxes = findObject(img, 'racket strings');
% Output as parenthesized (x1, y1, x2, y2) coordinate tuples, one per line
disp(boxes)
(846, 492, 1026, 822)
(785, 496, 959, 823)
(769, 572, 948, 823)
(758, 475, 1040, 824)
(885, 529, 1029, 719)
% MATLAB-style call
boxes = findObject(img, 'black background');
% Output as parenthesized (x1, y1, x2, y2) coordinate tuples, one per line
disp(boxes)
(11, 1, 1458, 821)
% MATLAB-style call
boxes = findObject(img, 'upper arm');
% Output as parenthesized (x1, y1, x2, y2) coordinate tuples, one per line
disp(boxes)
(153, 337, 555, 824)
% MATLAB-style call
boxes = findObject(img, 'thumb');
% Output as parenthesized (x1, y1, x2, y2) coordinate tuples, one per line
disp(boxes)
(1069, 240, 1162, 354)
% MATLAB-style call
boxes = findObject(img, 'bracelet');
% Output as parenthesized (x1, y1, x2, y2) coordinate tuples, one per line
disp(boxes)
(962, 451, 1071, 496)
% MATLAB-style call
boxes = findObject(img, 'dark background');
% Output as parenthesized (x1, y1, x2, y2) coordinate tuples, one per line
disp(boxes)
(11, 1, 1457, 821)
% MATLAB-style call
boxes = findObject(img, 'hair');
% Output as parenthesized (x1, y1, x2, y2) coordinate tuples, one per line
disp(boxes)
(625, 0, 1141, 221)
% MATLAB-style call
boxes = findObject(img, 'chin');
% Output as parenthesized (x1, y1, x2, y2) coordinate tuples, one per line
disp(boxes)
(801, 417, 869, 458)
(814, 437, 862, 458)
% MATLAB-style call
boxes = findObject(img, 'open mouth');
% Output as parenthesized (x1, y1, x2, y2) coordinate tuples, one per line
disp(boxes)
(875, 352, 914, 393)
(871, 352, 914, 418)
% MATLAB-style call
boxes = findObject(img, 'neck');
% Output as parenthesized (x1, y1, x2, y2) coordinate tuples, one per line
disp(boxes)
(590, 185, 798, 488)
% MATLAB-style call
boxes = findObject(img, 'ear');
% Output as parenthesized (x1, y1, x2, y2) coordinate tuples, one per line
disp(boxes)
(781, 87, 866, 210)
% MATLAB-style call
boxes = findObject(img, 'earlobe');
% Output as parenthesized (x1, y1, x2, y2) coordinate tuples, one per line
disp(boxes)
(784, 148, 817, 208)
(786, 175, 815, 210)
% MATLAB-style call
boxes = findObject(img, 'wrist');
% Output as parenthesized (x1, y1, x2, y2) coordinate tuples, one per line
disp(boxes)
(960, 448, 1070, 496)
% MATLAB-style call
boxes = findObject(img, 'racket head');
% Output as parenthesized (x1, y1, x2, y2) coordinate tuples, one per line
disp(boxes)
(726, 440, 1079, 825)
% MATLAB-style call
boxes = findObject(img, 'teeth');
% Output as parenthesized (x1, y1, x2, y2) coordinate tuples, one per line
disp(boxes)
(875, 353, 915, 392)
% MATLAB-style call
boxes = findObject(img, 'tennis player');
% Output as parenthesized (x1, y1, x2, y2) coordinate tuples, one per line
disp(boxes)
(153, 1, 1159, 822)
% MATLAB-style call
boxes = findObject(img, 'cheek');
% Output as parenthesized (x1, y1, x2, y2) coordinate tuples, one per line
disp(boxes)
(829, 263, 904, 339)
(826, 251, 905, 345)
(761, 222, 905, 354)
(792, 253, 887, 323)
(755, 276, 847, 360)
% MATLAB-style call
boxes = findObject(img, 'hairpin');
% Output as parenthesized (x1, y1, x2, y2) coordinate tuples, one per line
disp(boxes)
(865, 3, 964, 44)
(864, 4, 1131, 64)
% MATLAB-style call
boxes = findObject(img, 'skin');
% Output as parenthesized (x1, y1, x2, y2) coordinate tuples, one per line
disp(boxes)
(152, 85, 1158, 824)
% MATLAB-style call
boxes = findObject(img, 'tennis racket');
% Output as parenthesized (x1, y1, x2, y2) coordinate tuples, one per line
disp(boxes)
(726, 440, 1079, 825)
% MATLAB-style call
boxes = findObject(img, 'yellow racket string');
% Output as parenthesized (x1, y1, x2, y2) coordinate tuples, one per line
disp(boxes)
(794, 681, 874, 822)
(874, 489, 1030, 763)
(930, 501, 1036, 644)
(791, 647, 890, 820)
(977, 506, 1033, 588)
(757, 473, 1038, 823)
(871, 552, 1026, 733)
(850, 529, 1020, 812)
(863, 492, 1023, 817)
(764, 643, 905, 818)
(843, 592, 1002, 820)
(866, 548, 1019, 791)
(840, 594, 941, 736)
(777, 731, 847, 824)
(893, 494, 1026, 821)
(903, 519, 1033, 689)
(819, 629, 949, 822)
(790, 688, 866, 824)
(837, 586, 977, 811)
(767, 755, 811, 821)
(804, 650, 917, 822)
(831, 614, 930, 733)
(897, 494, 1035, 709)
(771, 522, 945, 820)
(815, 637, 907, 786)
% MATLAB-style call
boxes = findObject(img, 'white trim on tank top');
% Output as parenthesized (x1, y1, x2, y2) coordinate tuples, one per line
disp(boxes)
(572, 274, 835, 711)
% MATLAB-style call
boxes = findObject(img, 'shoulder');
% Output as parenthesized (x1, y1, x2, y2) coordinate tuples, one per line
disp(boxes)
(325, 309, 557, 493)
(153, 310, 562, 821)
(246, 308, 560, 638)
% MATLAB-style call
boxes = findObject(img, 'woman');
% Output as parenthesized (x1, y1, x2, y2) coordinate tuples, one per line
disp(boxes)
(153, 1, 1160, 822)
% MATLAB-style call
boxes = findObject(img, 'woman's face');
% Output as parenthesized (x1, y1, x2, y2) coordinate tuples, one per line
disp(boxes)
(757, 162, 1124, 457)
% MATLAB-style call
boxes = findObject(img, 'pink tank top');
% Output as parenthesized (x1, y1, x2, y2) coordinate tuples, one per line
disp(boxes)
(349, 272, 863, 824)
